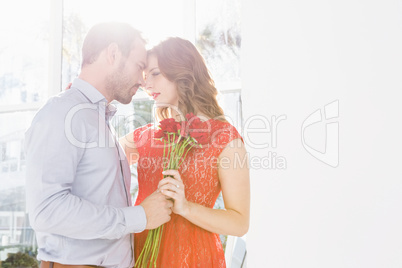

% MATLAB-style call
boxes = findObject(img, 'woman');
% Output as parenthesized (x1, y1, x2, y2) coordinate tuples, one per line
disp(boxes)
(121, 37, 249, 267)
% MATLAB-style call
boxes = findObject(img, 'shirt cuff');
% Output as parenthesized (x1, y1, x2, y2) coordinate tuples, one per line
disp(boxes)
(121, 205, 147, 233)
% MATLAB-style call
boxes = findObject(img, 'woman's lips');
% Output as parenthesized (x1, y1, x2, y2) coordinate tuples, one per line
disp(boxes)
(152, 93, 160, 100)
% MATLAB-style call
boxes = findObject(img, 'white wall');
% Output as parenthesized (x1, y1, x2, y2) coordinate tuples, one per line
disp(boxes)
(242, 1, 402, 267)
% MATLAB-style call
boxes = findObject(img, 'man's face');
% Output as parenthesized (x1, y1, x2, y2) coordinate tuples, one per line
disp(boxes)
(107, 39, 146, 104)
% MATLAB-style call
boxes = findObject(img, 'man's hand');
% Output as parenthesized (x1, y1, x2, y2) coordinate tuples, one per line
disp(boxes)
(140, 191, 173, 229)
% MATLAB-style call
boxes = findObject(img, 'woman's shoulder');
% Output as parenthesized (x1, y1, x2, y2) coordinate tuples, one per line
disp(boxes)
(208, 119, 240, 133)
(208, 119, 243, 145)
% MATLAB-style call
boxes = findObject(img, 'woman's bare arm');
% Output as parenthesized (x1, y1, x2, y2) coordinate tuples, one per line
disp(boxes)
(159, 138, 250, 236)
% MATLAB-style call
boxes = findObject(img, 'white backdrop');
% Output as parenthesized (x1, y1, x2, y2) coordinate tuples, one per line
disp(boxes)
(242, 0, 402, 267)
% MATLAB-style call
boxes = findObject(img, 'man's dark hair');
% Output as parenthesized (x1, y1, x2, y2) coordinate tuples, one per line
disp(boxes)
(81, 22, 145, 67)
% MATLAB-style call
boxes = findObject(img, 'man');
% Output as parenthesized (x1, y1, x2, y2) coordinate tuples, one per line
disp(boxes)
(25, 22, 172, 268)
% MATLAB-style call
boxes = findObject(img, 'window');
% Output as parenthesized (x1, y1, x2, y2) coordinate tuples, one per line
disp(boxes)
(195, 0, 242, 131)
(196, 0, 241, 86)
(0, 0, 51, 261)
(1, 0, 243, 263)
(0, 2, 50, 107)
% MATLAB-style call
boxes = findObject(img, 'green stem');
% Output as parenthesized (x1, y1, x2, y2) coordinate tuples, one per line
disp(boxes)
(149, 227, 160, 267)
(135, 229, 153, 267)
(163, 140, 167, 170)
(178, 142, 195, 167)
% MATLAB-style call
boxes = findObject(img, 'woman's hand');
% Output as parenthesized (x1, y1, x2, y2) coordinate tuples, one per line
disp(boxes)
(158, 170, 190, 217)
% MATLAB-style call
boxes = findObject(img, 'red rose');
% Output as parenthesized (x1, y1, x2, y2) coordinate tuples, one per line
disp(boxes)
(180, 121, 189, 137)
(195, 133, 210, 145)
(159, 118, 176, 132)
(187, 115, 202, 129)
(189, 130, 210, 144)
(156, 113, 210, 144)
(188, 119, 210, 145)
(175, 121, 183, 134)
(165, 123, 176, 133)
(154, 129, 164, 139)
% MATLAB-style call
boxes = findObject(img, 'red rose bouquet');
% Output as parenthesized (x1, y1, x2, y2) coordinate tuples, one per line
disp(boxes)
(135, 113, 210, 268)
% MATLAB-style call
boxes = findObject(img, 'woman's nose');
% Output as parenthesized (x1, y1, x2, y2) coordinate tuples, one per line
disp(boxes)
(144, 77, 152, 89)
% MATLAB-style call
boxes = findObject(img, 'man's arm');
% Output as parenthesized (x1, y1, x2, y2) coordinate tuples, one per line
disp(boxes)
(25, 100, 147, 240)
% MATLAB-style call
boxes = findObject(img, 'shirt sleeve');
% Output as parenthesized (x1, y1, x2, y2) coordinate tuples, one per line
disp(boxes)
(121, 205, 147, 233)
(25, 98, 146, 240)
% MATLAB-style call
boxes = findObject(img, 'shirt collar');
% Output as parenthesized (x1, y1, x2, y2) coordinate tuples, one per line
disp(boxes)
(71, 78, 106, 104)
(106, 103, 117, 124)
(71, 78, 117, 123)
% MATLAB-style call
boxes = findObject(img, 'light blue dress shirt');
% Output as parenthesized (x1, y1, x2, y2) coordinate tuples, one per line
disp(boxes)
(25, 78, 147, 268)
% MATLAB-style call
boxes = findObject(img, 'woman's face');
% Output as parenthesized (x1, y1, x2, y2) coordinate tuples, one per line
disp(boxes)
(144, 54, 179, 107)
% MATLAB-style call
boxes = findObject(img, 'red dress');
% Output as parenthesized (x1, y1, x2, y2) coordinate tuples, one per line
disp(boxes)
(133, 119, 242, 268)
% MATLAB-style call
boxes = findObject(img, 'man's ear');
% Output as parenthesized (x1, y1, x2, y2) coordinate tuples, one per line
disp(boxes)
(106, 43, 120, 65)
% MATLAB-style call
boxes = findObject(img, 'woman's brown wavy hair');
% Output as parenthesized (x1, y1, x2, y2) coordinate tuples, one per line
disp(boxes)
(148, 37, 226, 122)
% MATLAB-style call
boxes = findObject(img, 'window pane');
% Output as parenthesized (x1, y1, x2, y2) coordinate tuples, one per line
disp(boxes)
(0, 111, 37, 260)
(0, 1, 50, 105)
(109, 99, 154, 138)
(196, 0, 241, 86)
(219, 90, 242, 131)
